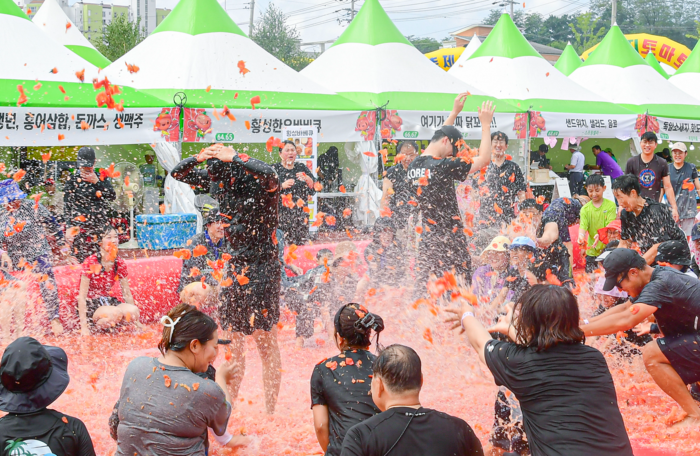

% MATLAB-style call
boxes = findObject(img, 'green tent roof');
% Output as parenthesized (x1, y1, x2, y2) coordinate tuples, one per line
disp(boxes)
(579, 25, 646, 69)
(674, 41, 700, 76)
(0, 0, 27, 20)
(152, 0, 247, 37)
(470, 13, 541, 60)
(554, 43, 582, 76)
(332, 0, 412, 47)
(645, 51, 669, 79)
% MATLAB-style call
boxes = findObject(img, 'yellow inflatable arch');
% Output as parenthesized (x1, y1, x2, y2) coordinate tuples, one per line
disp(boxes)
(582, 33, 692, 69)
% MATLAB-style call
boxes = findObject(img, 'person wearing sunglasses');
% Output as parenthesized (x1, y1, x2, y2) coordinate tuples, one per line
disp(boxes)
(583, 248, 700, 429)
(406, 93, 496, 298)
(310, 303, 384, 456)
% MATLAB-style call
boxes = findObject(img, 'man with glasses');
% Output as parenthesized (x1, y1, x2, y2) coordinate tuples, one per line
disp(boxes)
(406, 93, 495, 297)
(476, 131, 526, 229)
(582, 248, 700, 429)
(625, 131, 679, 221)
(666, 142, 700, 236)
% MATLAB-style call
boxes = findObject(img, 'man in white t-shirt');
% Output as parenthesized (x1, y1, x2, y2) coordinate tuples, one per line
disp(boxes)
(564, 145, 586, 196)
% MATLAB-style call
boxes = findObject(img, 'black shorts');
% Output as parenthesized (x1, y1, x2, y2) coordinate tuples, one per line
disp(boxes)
(219, 259, 280, 336)
(658, 333, 700, 384)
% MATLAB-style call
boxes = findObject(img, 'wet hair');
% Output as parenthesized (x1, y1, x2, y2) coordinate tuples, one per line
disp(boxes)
(491, 131, 508, 145)
(278, 140, 296, 152)
(606, 240, 620, 250)
(592, 145, 602, 152)
(585, 174, 605, 188)
(513, 285, 585, 352)
(519, 198, 543, 213)
(371, 344, 421, 393)
(430, 129, 449, 143)
(333, 303, 385, 349)
(316, 248, 333, 261)
(158, 303, 218, 355)
(397, 140, 418, 154)
(538, 144, 548, 153)
(640, 131, 658, 143)
(612, 174, 641, 196)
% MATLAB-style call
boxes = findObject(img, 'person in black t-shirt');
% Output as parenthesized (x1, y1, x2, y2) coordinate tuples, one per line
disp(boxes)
(585, 248, 700, 428)
(311, 303, 385, 456)
(381, 140, 419, 229)
(406, 94, 495, 298)
(534, 196, 588, 287)
(341, 344, 483, 456)
(273, 140, 317, 245)
(0, 337, 96, 456)
(613, 174, 686, 265)
(357, 217, 408, 298)
(477, 131, 527, 228)
(447, 285, 633, 456)
(624, 131, 679, 219)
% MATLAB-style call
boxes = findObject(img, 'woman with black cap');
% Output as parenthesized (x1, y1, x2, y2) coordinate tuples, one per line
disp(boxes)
(273, 140, 316, 245)
(0, 337, 96, 455)
(310, 303, 384, 456)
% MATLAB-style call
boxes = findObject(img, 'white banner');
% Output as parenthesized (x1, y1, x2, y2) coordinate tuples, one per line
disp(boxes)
(0, 107, 166, 146)
(371, 110, 516, 140)
(653, 116, 700, 142)
(182, 108, 358, 144)
(527, 111, 636, 139)
(282, 126, 319, 229)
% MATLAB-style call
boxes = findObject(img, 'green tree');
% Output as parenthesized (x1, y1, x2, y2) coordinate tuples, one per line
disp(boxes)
(482, 9, 526, 27)
(405, 35, 441, 54)
(569, 12, 607, 54)
(252, 3, 313, 71)
(686, 20, 700, 40)
(94, 14, 145, 62)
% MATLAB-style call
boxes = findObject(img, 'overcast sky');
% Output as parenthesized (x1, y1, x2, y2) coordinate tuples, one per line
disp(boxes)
(153, 0, 589, 51)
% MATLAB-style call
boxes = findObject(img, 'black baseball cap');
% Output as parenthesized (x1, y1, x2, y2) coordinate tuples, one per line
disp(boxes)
(692, 223, 700, 242)
(602, 248, 647, 291)
(656, 240, 692, 266)
(77, 147, 96, 167)
(538, 144, 549, 153)
(436, 125, 463, 144)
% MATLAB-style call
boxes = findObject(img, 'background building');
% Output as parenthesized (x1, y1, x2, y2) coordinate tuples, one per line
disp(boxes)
(16, 0, 169, 46)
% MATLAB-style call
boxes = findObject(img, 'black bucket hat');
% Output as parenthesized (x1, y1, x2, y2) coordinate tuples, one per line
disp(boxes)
(0, 337, 70, 413)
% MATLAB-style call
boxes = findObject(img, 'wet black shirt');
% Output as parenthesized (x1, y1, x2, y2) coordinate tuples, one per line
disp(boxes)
(620, 197, 686, 255)
(407, 155, 471, 236)
(172, 156, 279, 263)
(341, 406, 483, 456)
(177, 231, 230, 293)
(626, 154, 669, 201)
(311, 350, 379, 456)
(478, 159, 526, 226)
(484, 340, 633, 456)
(273, 162, 315, 245)
(632, 267, 700, 337)
(63, 172, 116, 228)
(385, 164, 412, 223)
(0, 409, 96, 456)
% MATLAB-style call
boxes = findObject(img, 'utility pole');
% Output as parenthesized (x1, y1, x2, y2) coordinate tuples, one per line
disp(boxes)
(351, 0, 355, 20)
(492, 0, 517, 16)
(611, 0, 617, 27)
(248, 0, 255, 37)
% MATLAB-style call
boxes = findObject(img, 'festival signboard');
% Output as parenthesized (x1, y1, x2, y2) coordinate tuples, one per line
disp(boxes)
(0, 107, 168, 146)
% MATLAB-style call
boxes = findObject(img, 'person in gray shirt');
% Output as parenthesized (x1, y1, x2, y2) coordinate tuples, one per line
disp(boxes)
(116, 304, 247, 456)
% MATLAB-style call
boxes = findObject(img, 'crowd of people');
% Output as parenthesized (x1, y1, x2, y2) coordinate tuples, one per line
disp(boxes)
(0, 93, 699, 456)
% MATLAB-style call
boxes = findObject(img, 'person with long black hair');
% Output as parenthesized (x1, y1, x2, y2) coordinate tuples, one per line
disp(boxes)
(447, 285, 633, 456)
(311, 303, 384, 456)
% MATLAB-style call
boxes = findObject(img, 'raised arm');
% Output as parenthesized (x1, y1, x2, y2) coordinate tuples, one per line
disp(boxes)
(171, 157, 211, 189)
(469, 101, 495, 173)
(200, 144, 279, 192)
